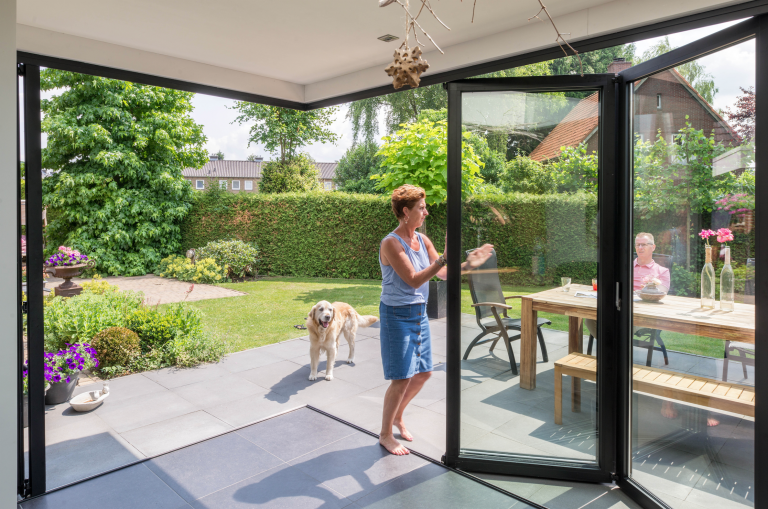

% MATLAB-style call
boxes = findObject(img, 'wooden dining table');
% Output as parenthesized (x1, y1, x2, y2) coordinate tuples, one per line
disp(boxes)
(519, 284, 756, 390)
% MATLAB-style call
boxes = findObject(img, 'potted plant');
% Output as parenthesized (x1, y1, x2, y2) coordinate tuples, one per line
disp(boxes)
(44, 343, 99, 405)
(21, 361, 50, 428)
(45, 246, 93, 297)
(427, 276, 447, 319)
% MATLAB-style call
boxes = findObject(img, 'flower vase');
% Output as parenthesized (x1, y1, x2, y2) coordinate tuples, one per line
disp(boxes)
(720, 246, 735, 312)
(701, 245, 715, 310)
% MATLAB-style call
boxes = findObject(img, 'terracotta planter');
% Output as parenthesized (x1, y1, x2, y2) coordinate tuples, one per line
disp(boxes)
(47, 263, 89, 297)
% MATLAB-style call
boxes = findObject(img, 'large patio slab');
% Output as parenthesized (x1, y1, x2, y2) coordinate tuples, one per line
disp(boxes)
(31, 315, 754, 509)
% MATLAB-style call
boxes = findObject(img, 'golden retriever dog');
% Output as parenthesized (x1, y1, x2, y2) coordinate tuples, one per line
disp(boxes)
(306, 301, 378, 381)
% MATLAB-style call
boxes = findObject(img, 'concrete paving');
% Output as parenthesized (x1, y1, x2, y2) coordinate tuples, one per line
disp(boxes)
(32, 316, 754, 509)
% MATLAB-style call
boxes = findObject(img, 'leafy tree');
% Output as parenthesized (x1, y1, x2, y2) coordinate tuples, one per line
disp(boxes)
(333, 141, 386, 194)
(636, 37, 718, 104)
(213, 150, 225, 160)
(417, 108, 505, 184)
(724, 86, 755, 141)
(259, 153, 321, 194)
(346, 62, 552, 145)
(40, 70, 207, 276)
(372, 119, 483, 205)
(499, 155, 556, 194)
(230, 103, 338, 164)
(549, 144, 599, 193)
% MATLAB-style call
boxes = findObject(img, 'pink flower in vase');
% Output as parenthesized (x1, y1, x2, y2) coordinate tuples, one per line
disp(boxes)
(698, 229, 716, 245)
(716, 228, 734, 245)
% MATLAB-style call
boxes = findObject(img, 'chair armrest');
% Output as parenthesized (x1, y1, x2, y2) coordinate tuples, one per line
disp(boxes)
(504, 295, 524, 300)
(471, 302, 513, 310)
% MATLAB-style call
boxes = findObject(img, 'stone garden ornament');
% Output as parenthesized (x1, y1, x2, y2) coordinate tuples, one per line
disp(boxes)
(379, 0, 583, 89)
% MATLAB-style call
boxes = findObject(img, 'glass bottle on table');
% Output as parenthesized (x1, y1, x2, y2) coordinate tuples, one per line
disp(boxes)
(720, 246, 735, 312)
(701, 245, 715, 310)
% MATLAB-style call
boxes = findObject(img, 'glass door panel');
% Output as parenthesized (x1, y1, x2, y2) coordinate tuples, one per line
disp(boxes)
(459, 89, 600, 462)
(629, 39, 756, 508)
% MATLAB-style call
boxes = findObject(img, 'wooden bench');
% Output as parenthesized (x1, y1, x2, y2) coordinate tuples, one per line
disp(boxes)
(554, 353, 755, 425)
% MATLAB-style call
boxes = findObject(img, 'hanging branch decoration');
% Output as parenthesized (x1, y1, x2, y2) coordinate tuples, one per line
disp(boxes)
(528, 0, 583, 76)
(380, 0, 451, 89)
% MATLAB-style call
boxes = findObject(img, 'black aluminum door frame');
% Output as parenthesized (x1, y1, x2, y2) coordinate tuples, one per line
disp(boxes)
(613, 16, 766, 509)
(444, 74, 621, 484)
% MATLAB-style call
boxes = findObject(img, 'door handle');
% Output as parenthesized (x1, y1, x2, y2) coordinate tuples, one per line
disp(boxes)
(616, 282, 621, 311)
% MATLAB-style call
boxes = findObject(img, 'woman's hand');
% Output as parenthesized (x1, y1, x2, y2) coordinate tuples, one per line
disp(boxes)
(466, 244, 494, 269)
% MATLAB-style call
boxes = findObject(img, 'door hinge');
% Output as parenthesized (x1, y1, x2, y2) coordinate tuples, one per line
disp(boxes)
(610, 472, 619, 483)
(17, 63, 25, 76)
(21, 301, 28, 314)
(615, 282, 621, 311)
(19, 478, 30, 498)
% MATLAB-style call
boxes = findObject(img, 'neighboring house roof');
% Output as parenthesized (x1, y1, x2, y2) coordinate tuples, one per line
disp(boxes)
(529, 93, 599, 162)
(529, 67, 740, 162)
(182, 160, 338, 179)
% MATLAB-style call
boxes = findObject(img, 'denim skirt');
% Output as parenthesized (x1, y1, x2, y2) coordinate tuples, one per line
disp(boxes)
(379, 301, 433, 380)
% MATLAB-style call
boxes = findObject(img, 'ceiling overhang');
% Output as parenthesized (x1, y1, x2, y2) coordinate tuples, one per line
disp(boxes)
(16, 0, 760, 109)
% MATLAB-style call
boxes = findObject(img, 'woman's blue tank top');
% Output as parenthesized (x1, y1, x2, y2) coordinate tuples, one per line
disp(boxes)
(380, 232, 430, 306)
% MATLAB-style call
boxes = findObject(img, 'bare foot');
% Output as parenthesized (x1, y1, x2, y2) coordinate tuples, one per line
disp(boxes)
(394, 421, 414, 442)
(379, 434, 409, 455)
(707, 416, 720, 427)
(661, 401, 678, 419)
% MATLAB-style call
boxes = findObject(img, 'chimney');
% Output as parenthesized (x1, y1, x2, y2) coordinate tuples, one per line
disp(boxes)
(209, 154, 219, 161)
(607, 57, 632, 75)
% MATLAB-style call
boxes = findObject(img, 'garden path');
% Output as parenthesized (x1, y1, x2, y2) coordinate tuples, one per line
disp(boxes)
(46, 274, 247, 303)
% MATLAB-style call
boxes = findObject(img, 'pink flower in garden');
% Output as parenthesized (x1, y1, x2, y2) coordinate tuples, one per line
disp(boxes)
(717, 228, 734, 244)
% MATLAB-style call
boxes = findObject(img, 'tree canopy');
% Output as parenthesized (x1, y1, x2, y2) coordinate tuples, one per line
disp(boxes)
(230, 103, 338, 164)
(41, 69, 208, 276)
(333, 141, 386, 194)
(259, 153, 321, 194)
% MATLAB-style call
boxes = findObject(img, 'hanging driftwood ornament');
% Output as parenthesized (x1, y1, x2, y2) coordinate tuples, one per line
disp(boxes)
(385, 45, 430, 89)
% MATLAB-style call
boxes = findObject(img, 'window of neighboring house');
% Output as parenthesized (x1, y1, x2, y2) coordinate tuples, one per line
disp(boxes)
(195, 180, 204, 190)
(219, 180, 227, 190)
(657, 94, 662, 109)
(324, 181, 332, 190)
(232, 180, 241, 190)
(244, 180, 253, 191)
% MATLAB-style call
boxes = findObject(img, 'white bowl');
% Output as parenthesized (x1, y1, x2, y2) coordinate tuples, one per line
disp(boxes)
(69, 390, 109, 412)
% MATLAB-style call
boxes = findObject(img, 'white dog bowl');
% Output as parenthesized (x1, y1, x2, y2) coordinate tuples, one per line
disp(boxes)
(69, 384, 110, 412)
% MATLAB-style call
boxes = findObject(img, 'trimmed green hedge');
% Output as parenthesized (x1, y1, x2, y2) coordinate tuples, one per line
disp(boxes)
(181, 189, 598, 285)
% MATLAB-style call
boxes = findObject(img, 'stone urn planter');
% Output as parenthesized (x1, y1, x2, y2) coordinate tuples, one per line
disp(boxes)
(45, 376, 79, 405)
(427, 280, 447, 319)
(46, 263, 90, 297)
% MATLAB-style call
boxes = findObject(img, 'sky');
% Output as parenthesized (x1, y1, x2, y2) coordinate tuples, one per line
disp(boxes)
(20, 19, 756, 162)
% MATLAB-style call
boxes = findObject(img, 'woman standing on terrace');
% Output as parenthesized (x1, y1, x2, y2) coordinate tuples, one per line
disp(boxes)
(378, 184, 493, 455)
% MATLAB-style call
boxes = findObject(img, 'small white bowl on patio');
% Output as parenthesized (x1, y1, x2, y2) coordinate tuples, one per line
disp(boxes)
(69, 382, 110, 412)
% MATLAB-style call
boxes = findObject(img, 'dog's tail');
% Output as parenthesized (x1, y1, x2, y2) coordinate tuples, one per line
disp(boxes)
(356, 313, 379, 328)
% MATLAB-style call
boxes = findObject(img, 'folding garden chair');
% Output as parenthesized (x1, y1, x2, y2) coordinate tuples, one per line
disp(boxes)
(464, 248, 551, 375)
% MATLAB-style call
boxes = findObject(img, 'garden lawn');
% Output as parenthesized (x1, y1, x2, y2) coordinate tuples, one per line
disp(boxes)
(173, 277, 726, 359)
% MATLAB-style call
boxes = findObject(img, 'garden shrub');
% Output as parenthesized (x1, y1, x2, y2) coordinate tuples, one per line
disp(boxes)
(126, 303, 204, 351)
(44, 290, 144, 352)
(91, 327, 141, 370)
(196, 239, 260, 279)
(81, 275, 116, 295)
(157, 255, 225, 283)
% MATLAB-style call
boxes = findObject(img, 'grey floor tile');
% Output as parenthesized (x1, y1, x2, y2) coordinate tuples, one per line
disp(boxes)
(44, 412, 144, 489)
(94, 390, 199, 433)
(354, 462, 519, 509)
(475, 472, 546, 500)
(319, 389, 389, 431)
(238, 359, 311, 393)
(217, 348, 286, 373)
(268, 374, 369, 407)
(190, 463, 351, 509)
(19, 464, 190, 509)
(328, 359, 389, 390)
(631, 446, 713, 502)
(146, 432, 283, 502)
(171, 374, 268, 409)
(526, 479, 632, 509)
(204, 392, 307, 427)
(261, 339, 316, 360)
(143, 363, 231, 390)
(288, 431, 428, 501)
(120, 410, 233, 457)
(76, 373, 166, 404)
(687, 460, 754, 509)
(236, 407, 358, 462)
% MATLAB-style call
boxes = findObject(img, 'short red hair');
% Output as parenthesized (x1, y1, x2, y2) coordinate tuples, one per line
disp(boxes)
(391, 185, 426, 219)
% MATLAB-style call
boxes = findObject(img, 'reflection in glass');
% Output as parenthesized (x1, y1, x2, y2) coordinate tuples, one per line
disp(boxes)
(459, 90, 600, 462)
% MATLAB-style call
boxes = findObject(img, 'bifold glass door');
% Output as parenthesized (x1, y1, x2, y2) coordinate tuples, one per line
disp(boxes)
(445, 76, 619, 482)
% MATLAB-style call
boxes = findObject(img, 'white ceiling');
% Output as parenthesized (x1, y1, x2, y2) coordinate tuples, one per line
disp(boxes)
(16, 0, 747, 104)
